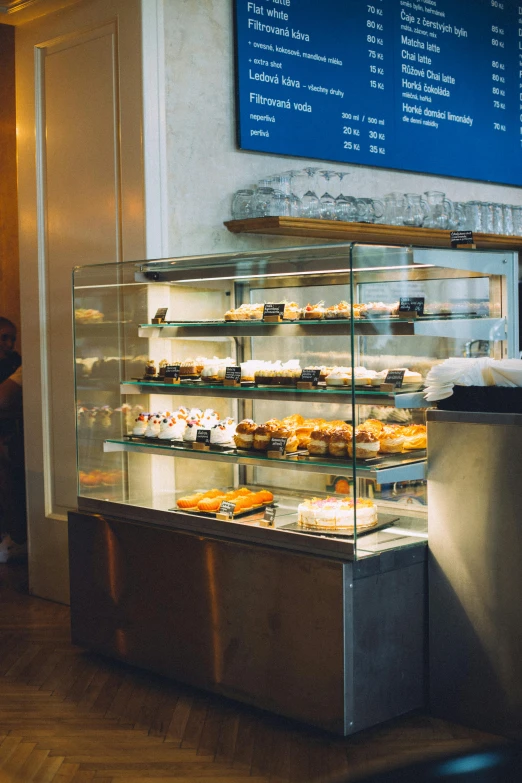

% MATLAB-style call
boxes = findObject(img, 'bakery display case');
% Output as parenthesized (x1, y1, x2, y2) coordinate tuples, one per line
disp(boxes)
(69, 241, 518, 734)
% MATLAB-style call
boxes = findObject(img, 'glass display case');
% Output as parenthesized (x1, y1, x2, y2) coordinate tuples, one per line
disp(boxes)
(72, 242, 518, 560)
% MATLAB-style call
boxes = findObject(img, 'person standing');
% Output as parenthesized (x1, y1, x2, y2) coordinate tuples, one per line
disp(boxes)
(0, 318, 26, 561)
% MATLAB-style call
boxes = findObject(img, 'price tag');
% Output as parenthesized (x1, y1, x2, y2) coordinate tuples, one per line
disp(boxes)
(262, 506, 277, 526)
(193, 429, 211, 450)
(383, 369, 406, 389)
(152, 307, 168, 324)
(399, 297, 425, 317)
(450, 230, 475, 248)
(267, 437, 287, 458)
(224, 366, 242, 386)
(163, 364, 180, 384)
(263, 303, 285, 322)
(298, 369, 321, 387)
(217, 500, 236, 519)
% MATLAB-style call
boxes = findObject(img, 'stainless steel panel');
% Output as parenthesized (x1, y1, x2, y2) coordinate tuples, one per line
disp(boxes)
(428, 416, 522, 737)
(69, 511, 347, 733)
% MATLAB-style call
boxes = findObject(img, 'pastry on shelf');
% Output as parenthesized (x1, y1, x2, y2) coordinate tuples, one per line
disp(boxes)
(253, 419, 280, 451)
(365, 301, 399, 317)
(132, 413, 150, 436)
(144, 359, 157, 378)
(200, 357, 234, 382)
(271, 425, 299, 453)
(303, 301, 326, 319)
(402, 424, 427, 450)
(378, 425, 406, 454)
(234, 419, 257, 449)
(224, 303, 264, 321)
(176, 487, 274, 514)
(145, 414, 163, 438)
(358, 418, 385, 437)
(348, 430, 380, 459)
(158, 359, 169, 378)
(75, 308, 104, 323)
(297, 496, 378, 532)
(180, 357, 206, 378)
(325, 367, 376, 386)
(210, 418, 236, 445)
(254, 360, 302, 387)
(308, 427, 331, 456)
(158, 416, 187, 440)
(328, 428, 353, 458)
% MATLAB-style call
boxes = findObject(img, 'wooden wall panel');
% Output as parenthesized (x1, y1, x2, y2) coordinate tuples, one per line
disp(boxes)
(0, 23, 20, 333)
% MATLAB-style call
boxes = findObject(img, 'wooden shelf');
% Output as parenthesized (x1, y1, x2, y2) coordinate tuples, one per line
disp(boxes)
(224, 217, 522, 251)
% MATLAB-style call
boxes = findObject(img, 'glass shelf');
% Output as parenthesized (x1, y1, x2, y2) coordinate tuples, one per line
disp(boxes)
(103, 437, 427, 483)
(119, 381, 428, 408)
(138, 316, 504, 340)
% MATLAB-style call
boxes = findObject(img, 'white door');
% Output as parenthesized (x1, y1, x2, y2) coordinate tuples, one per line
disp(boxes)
(16, 0, 153, 602)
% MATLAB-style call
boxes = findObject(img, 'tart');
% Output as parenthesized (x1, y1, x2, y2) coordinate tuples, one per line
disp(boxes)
(303, 302, 326, 319)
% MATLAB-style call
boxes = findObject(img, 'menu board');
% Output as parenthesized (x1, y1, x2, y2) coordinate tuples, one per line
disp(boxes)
(234, 0, 522, 185)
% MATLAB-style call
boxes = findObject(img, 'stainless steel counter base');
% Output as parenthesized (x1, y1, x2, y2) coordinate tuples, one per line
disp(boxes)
(68, 511, 427, 735)
(428, 410, 522, 738)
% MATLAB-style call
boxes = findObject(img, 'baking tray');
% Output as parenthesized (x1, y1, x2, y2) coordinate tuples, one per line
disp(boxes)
(171, 503, 275, 520)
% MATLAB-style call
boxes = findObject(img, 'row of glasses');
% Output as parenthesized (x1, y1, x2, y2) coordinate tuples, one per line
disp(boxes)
(231, 171, 522, 235)
(456, 201, 522, 236)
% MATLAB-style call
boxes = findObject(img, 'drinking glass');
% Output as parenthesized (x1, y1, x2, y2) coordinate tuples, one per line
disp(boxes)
(423, 191, 452, 229)
(502, 204, 514, 236)
(251, 186, 275, 217)
(270, 173, 300, 216)
(512, 206, 522, 236)
(382, 192, 406, 226)
(448, 201, 465, 231)
(403, 194, 427, 227)
(267, 189, 293, 217)
(231, 189, 254, 220)
(356, 197, 384, 223)
(301, 167, 321, 218)
(336, 194, 358, 221)
(463, 201, 483, 233)
(318, 170, 340, 219)
(335, 172, 356, 220)
(491, 203, 504, 234)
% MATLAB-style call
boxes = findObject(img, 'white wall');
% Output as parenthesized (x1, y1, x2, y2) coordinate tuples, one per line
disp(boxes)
(163, 1, 522, 257)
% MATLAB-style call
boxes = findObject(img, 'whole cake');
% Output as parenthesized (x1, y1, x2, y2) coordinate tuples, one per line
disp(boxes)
(297, 496, 378, 532)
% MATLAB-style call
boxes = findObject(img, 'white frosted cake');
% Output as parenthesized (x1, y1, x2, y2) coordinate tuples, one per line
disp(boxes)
(297, 497, 378, 532)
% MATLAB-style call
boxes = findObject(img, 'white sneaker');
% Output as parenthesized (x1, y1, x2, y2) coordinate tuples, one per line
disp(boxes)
(0, 534, 27, 563)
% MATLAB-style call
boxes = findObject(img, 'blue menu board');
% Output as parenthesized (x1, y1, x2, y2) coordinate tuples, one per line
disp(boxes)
(234, 0, 522, 186)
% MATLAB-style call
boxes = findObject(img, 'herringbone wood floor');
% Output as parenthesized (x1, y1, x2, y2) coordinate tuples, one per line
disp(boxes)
(0, 563, 503, 783)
